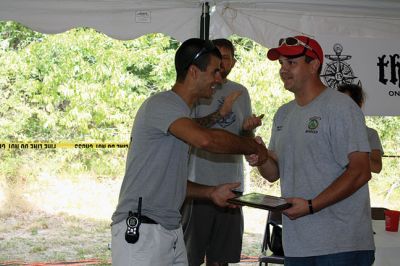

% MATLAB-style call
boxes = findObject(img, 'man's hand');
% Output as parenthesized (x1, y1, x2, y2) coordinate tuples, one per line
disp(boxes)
(246, 136, 268, 166)
(283, 198, 310, 220)
(253, 140, 269, 166)
(209, 182, 241, 208)
(219, 90, 242, 117)
(245, 154, 259, 166)
(243, 114, 264, 131)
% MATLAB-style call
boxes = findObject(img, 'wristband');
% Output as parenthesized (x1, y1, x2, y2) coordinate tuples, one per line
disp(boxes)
(308, 199, 314, 214)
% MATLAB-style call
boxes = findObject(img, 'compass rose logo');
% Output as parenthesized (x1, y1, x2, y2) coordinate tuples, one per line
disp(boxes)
(320, 43, 361, 89)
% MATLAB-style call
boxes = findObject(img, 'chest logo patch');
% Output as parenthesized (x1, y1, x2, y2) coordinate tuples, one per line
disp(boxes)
(306, 116, 321, 134)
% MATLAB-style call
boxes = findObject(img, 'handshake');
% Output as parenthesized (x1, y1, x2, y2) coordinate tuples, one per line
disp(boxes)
(247, 136, 268, 166)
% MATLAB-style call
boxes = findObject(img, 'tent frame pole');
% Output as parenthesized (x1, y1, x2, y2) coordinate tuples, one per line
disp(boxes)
(200, 2, 210, 40)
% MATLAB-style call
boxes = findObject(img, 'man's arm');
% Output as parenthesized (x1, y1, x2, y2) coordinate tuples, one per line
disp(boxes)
(186, 181, 240, 208)
(370, 149, 382, 174)
(367, 128, 383, 174)
(194, 110, 223, 128)
(283, 151, 372, 220)
(194, 90, 242, 128)
(169, 117, 268, 163)
(256, 150, 280, 182)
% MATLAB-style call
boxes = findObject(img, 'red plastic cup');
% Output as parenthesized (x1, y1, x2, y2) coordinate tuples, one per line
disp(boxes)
(384, 209, 400, 232)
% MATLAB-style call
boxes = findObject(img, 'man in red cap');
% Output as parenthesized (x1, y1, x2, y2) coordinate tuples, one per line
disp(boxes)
(248, 35, 375, 265)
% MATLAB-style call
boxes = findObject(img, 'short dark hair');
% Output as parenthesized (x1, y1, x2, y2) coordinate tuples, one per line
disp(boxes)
(212, 38, 235, 57)
(175, 38, 221, 82)
(337, 83, 365, 107)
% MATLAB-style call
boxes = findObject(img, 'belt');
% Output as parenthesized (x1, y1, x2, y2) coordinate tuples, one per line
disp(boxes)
(133, 213, 158, 224)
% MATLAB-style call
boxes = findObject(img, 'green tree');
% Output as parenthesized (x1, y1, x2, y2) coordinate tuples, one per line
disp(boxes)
(0, 21, 43, 50)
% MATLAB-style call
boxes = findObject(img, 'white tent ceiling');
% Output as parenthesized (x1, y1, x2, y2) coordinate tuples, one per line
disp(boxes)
(0, 0, 202, 41)
(1, 0, 400, 46)
(211, 0, 400, 48)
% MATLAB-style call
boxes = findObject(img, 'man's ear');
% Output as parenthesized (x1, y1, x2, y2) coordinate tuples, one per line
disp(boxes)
(188, 65, 198, 79)
(232, 58, 237, 68)
(310, 59, 320, 74)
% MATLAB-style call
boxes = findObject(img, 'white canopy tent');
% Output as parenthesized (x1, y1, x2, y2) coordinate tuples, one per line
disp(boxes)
(1, 0, 400, 115)
(211, 0, 400, 48)
(1, 0, 400, 46)
(0, 0, 202, 41)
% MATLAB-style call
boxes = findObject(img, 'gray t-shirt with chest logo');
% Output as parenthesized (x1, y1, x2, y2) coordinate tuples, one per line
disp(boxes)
(269, 87, 375, 257)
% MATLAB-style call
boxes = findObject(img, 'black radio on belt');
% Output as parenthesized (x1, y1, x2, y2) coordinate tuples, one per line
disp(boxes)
(125, 197, 142, 244)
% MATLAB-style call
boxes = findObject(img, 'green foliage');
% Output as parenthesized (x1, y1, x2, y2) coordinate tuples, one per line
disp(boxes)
(367, 116, 400, 154)
(1, 25, 177, 145)
(365, 117, 400, 209)
(0, 21, 44, 50)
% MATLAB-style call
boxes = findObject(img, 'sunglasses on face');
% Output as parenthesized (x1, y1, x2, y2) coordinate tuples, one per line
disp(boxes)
(185, 41, 219, 69)
(278, 37, 320, 62)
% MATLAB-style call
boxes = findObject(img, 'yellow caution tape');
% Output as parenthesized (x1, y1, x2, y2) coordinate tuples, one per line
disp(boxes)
(0, 142, 130, 149)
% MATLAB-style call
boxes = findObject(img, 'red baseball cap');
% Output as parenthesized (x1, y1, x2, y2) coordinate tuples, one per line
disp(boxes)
(267, 35, 323, 65)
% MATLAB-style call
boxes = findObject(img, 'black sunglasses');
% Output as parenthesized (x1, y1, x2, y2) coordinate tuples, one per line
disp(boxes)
(279, 37, 320, 62)
(185, 41, 219, 69)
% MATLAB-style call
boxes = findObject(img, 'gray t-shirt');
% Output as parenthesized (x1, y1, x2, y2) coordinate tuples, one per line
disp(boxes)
(269, 88, 375, 257)
(188, 80, 252, 191)
(367, 126, 384, 155)
(111, 90, 191, 230)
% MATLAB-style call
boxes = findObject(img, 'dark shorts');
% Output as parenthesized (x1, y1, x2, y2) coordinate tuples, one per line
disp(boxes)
(285, 250, 375, 266)
(181, 199, 244, 266)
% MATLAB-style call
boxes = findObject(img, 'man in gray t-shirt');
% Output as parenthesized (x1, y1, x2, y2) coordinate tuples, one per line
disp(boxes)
(182, 39, 263, 266)
(249, 36, 375, 265)
(111, 38, 268, 266)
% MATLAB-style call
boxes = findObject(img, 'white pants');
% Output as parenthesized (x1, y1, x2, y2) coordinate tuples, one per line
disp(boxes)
(111, 220, 188, 266)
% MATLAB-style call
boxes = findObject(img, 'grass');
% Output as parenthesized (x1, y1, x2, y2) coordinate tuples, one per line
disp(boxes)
(0, 167, 266, 265)
(0, 210, 112, 264)
(0, 209, 264, 265)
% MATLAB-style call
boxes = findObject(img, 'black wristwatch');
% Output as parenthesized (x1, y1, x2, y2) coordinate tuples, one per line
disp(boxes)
(308, 199, 314, 214)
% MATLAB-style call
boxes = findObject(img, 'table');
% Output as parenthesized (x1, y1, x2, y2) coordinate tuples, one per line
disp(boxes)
(373, 220, 400, 266)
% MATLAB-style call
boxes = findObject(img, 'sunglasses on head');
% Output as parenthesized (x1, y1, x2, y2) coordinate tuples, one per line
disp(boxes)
(185, 41, 218, 69)
(278, 37, 320, 62)
(279, 37, 313, 50)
